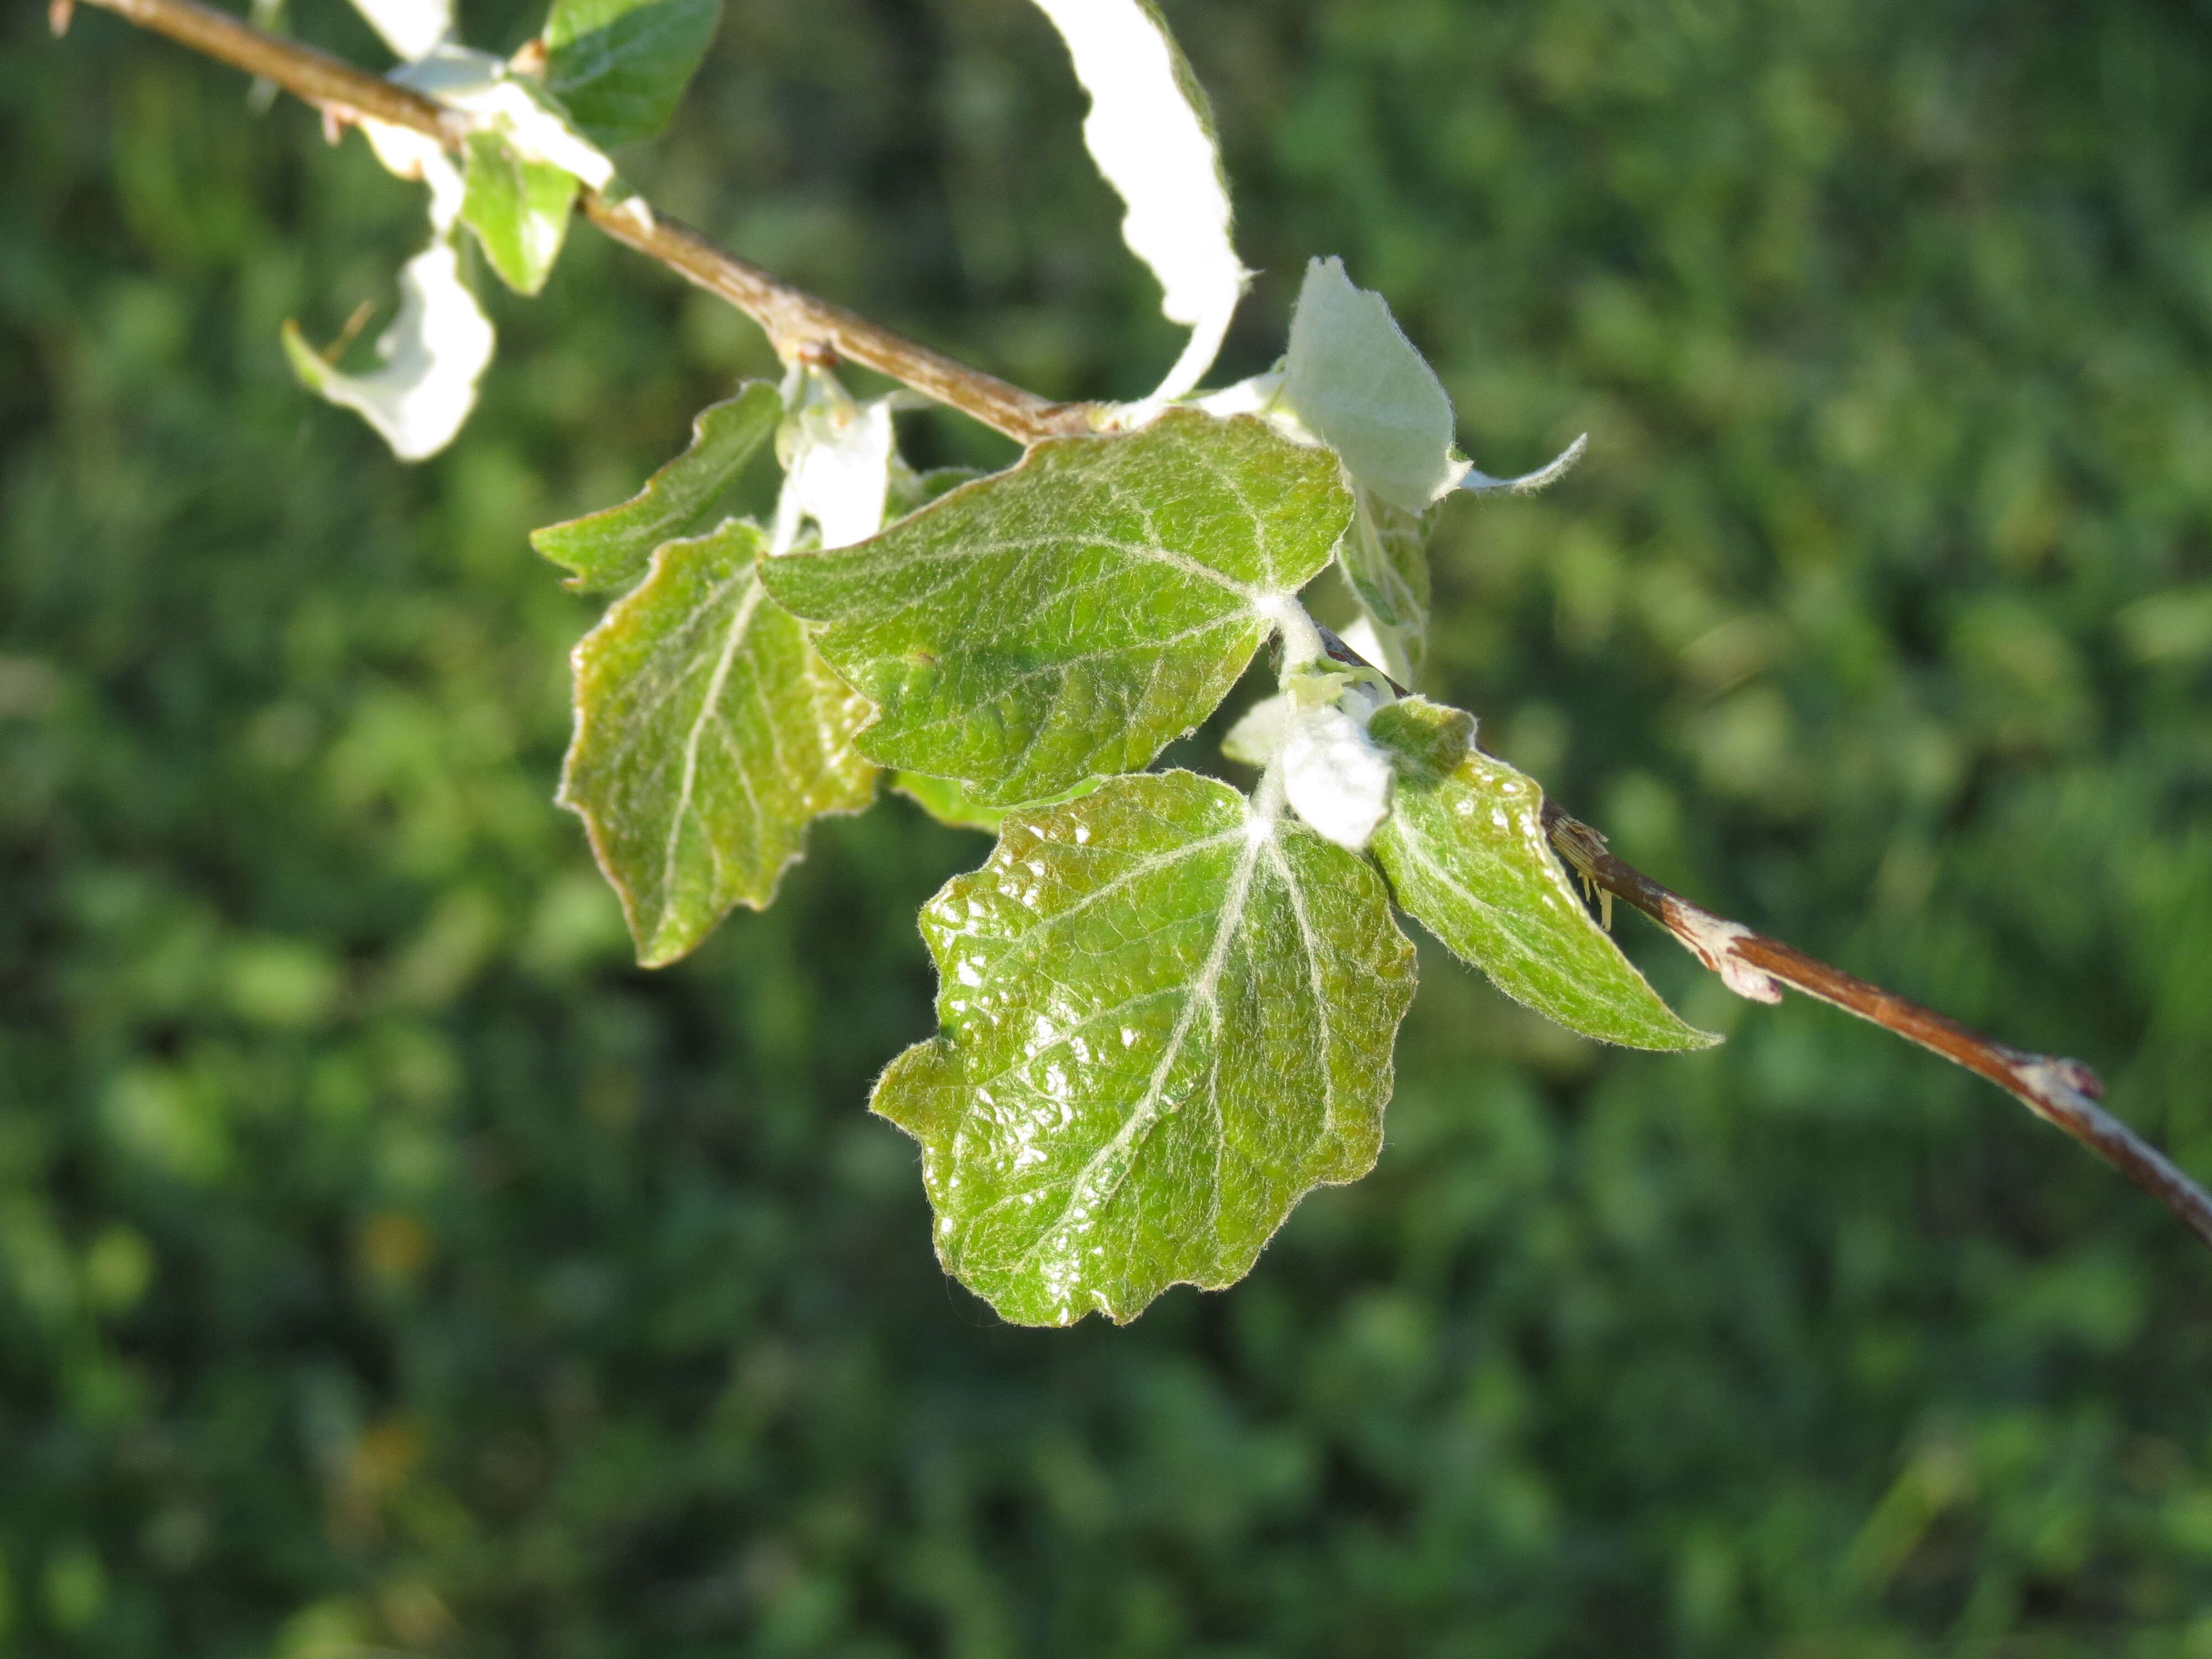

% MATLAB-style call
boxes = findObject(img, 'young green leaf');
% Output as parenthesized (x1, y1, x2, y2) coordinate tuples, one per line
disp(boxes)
(761, 410, 1353, 806)
(890, 771, 1100, 835)
(530, 382, 780, 592)
(1368, 697, 1716, 1051)
(561, 518, 875, 967)
(542, 0, 722, 151)
(1339, 489, 1436, 683)
(461, 131, 577, 295)
(876, 770, 1417, 1326)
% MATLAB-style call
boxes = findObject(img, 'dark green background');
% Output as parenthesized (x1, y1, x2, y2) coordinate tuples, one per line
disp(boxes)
(7, 0, 2212, 1651)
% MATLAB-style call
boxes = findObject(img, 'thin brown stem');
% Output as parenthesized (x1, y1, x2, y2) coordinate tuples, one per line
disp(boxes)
(1311, 624, 2212, 1251)
(71, 0, 1094, 445)
(1540, 805, 2212, 1252)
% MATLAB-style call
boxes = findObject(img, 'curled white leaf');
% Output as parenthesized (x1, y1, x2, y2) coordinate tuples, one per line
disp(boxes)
(281, 241, 495, 462)
(1029, 0, 1248, 409)
(359, 118, 466, 232)
(1460, 430, 1589, 495)
(393, 46, 617, 189)
(347, 0, 451, 62)
(770, 366, 899, 554)
(1282, 702, 1394, 852)
(1282, 256, 1464, 514)
(1221, 692, 1290, 769)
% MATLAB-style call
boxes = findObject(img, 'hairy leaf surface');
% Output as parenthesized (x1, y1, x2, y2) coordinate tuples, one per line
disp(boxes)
(562, 519, 875, 966)
(542, 0, 721, 149)
(763, 410, 1352, 805)
(460, 131, 577, 295)
(876, 770, 1417, 1326)
(890, 771, 1099, 835)
(531, 383, 780, 592)
(1339, 489, 1435, 682)
(1369, 698, 1714, 1051)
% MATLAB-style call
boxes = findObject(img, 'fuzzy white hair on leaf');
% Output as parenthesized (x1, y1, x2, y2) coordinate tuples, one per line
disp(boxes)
(282, 241, 495, 462)
(1029, 0, 1248, 411)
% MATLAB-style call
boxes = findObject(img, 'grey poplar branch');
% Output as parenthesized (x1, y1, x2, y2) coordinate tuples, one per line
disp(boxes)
(66, 0, 1096, 446)
(1312, 627, 2212, 1254)
(75, 0, 2212, 1255)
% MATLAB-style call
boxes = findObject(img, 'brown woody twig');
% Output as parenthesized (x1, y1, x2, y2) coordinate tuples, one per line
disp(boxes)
(71, 0, 1093, 445)
(70, 0, 2212, 1254)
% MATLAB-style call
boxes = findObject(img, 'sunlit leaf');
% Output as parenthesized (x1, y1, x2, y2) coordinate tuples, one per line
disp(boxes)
(1282, 255, 1463, 514)
(1029, 0, 1246, 406)
(531, 383, 780, 592)
(1368, 697, 1715, 1051)
(890, 771, 1099, 835)
(561, 518, 875, 966)
(877, 770, 1417, 1326)
(762, 410, 1352, 805)
(281, 241, 493, 463)
(345, 0, 448, 62)
(461, 131, 578, 295)
(543, 0, 722, 150)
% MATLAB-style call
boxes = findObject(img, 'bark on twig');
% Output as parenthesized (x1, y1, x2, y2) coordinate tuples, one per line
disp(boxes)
(73, 0, 1094, 445)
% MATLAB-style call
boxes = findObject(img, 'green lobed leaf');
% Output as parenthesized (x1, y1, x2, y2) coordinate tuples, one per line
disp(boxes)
(1339, 487, 1435, 682)
(875, 770, 1417, 1326)
(460, 131, 578, 295)
(1368, 698, 1716, 1052)
(530, 382, 780, 592)
(542, 0, 721, 150)
(890, 771, 1099, 835)
(762, 410, 1353, 806)
(560, 518, 876, 967)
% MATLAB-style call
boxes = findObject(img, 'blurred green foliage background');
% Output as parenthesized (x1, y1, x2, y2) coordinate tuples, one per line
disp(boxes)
(6, 0, 2212, 1651)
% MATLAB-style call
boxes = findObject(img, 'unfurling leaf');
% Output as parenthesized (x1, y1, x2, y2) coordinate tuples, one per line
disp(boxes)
(393, 46, 617, 189)
(763, 410, 1352, 806)
(876, 770, 1417, 1326)
(461, 131, 577, 295)
(1028, 0, 1246, 406)
(770, 366, 897, 553)
(561, 518, 875, 967)
(1339, 489, 1436, 683)
(281, 241, 494, 463)
(1368, 698, 1716, 1051)
(542, 0, 721, 150)
(1282, 255, 1465, 514)
(531, 382, 780, 591)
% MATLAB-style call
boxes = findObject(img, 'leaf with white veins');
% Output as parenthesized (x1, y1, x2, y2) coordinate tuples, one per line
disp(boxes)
(1368, 697, 1716, 1051)
(561, 518, 876, 966)
(531, 382, 781, 592)
(762, 410, 1353, 805)
(877, 770, 1417, 1326)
